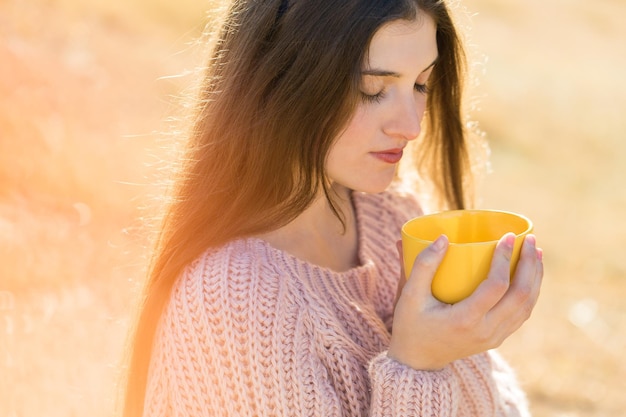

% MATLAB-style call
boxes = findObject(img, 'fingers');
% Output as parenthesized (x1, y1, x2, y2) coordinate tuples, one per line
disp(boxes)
(512, 235, 543, 316)
(448, 234, 543, 350)
(390, 232, 544, 367)
(487, 235, 543, 342)
(492, 235, 541, 316)
(401, 235, 449, 302)
(459, 233, 516, 314)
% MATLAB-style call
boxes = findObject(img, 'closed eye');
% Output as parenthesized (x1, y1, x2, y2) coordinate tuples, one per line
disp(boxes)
(414, 83, 429, 95)
(360, 89, 386, 104)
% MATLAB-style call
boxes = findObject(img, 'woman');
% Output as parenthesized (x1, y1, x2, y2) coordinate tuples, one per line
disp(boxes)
(123, 0, 544, 415)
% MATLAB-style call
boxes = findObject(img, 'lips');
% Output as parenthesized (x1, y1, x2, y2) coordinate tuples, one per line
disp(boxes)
(370, 148, 404, 164)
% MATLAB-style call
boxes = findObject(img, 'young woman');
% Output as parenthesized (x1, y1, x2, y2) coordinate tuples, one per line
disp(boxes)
(123, 0, 544, 415)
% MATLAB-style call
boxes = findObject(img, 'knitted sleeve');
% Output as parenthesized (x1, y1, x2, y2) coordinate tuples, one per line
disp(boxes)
(367, 328, 532, 415)
(143, 246, 346, 417)
(368, 353, 461, 417)
(367, 351, 531, 417)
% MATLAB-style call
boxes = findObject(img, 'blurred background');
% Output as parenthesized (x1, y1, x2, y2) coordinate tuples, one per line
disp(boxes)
(1, 0, 624, 416)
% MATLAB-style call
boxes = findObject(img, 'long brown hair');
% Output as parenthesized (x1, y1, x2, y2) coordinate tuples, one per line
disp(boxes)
(122, 0, 469, 415)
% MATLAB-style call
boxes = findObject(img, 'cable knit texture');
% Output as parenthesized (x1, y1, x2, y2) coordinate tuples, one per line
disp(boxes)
(144, 189, 531, 417)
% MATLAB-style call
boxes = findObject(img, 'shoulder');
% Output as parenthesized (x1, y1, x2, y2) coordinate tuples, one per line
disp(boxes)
(179, 237, 286, 288)
(166, 239, 292, 324)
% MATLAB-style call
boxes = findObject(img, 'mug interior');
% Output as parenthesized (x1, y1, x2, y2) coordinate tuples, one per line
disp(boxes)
(403, 210, 532, 244)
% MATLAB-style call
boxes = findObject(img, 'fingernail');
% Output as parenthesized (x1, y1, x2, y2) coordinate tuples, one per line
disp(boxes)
(525, 234, 536, 248)
(536, 248, 543, 262)
(504, 233, 516, 248)
(433, 235, 447, 252)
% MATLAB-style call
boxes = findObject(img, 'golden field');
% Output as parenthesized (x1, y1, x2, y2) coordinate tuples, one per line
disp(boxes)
(1, 0, 624, 416)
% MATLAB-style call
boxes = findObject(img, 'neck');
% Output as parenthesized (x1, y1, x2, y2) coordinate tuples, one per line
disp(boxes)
(298, 184, 352, 234)
(258, 184, 360, 272)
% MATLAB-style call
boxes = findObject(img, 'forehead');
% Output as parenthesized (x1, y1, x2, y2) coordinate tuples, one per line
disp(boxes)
(364, 16, 438, 70)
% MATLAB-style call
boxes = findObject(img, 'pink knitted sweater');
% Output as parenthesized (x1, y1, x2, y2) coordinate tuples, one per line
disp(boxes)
(145, 190, 531, 416)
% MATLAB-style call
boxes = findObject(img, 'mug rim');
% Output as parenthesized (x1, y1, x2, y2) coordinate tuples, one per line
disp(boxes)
(401, 209, 533, 246)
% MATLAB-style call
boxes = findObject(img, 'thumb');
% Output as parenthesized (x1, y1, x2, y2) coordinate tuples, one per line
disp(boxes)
(401, 235, 449, 301)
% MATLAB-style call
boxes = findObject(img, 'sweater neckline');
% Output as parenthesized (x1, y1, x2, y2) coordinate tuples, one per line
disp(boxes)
(247, 191, 374, 277)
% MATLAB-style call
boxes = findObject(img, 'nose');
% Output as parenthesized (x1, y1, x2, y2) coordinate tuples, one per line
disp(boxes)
(383, 93, 425, 140)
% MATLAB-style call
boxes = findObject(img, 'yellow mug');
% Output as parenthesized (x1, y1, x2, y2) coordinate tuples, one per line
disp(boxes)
(401, 209, 533, 304)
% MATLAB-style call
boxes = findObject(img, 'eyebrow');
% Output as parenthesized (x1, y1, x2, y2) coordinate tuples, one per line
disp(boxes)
(361, 56, 439, 77)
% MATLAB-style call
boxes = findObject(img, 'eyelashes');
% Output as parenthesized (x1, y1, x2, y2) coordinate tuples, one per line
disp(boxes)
(360, 83, 430, 104)
(414, 83, 429, 95)
(360, 89, 385, 104)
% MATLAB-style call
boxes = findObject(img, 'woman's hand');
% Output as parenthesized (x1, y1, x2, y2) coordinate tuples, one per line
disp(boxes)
(388, 233, 543, 371)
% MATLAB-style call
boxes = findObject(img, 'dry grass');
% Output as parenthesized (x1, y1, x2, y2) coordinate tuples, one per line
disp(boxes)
(1, 0, 624, 416)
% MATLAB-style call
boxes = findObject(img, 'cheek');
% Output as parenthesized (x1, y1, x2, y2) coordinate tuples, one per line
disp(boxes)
(327, 105, 377, 168)
(340, 107, 374, 142)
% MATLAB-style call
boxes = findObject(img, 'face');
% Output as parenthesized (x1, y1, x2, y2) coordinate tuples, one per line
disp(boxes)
(325, 14, 438, 194)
